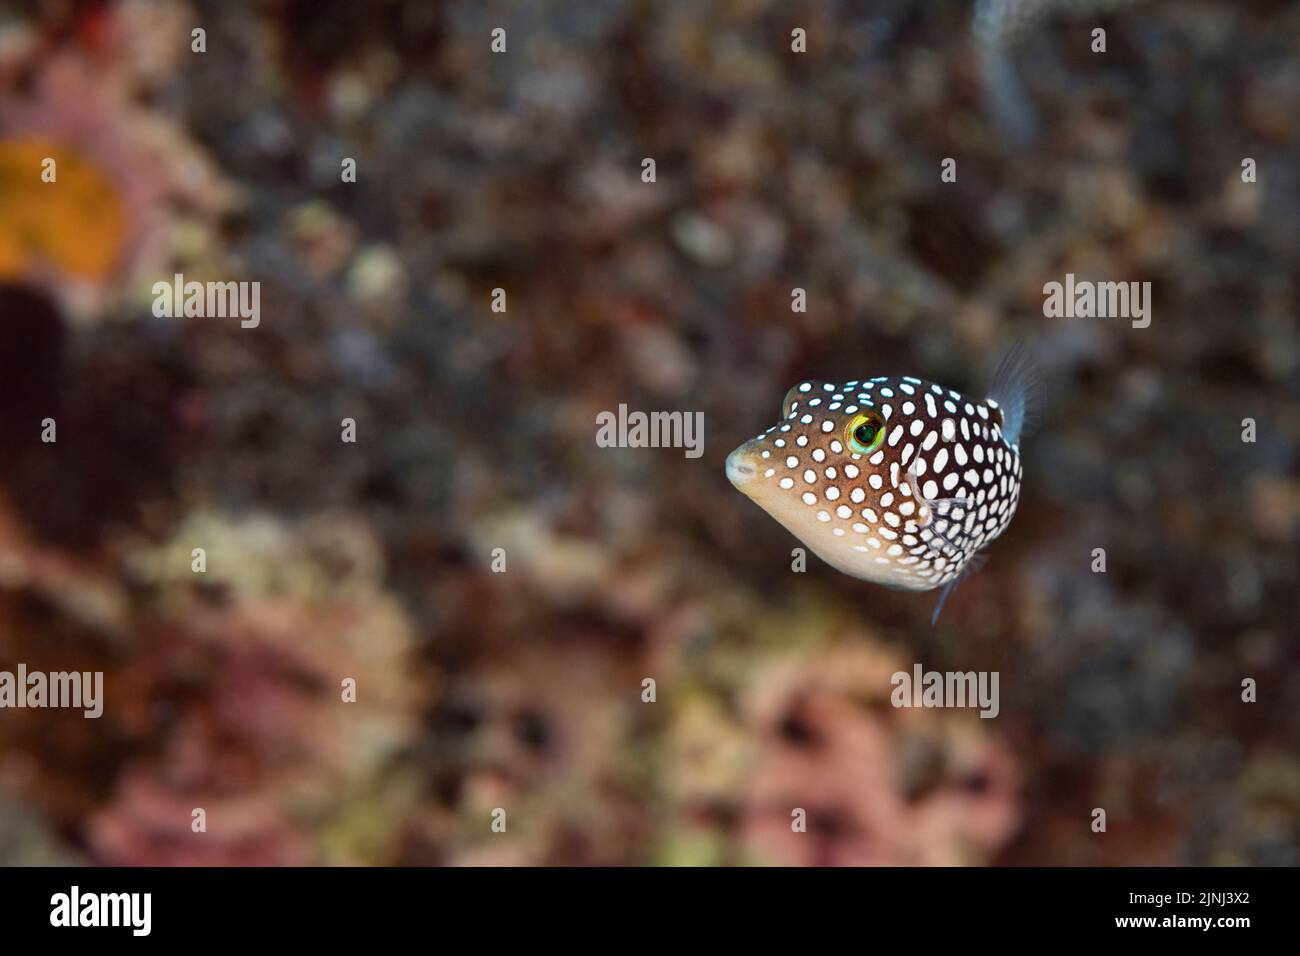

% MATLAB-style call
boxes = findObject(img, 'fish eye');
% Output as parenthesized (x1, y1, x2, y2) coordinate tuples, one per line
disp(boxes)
(846, 411, 885, 455)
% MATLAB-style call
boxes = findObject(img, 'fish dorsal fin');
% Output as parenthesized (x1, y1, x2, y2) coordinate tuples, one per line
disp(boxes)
(987, 340, 1044, 448)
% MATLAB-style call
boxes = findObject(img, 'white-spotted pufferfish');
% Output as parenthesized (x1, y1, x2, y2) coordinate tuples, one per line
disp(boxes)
(726, 344, 1042, 623)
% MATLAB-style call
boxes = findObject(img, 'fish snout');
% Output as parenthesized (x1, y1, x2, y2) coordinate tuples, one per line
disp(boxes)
(725, 444, 760, 489)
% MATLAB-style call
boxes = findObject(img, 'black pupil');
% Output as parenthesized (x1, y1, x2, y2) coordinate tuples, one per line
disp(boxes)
(854, 423, 876, 445)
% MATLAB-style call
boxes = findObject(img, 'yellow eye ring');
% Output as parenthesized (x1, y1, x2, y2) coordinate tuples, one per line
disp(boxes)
(846, 411, 885, 455)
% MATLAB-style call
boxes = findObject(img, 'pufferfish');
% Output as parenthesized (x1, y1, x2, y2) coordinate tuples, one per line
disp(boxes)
(726, 344, 1042, 623)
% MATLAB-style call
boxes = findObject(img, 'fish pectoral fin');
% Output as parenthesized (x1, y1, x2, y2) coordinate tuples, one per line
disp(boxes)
(922, 522, 964, 561)
(905, 460, 970, 561)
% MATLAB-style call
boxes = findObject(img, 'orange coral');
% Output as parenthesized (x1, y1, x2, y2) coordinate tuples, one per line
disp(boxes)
(0, 138, 127, 281)
(0, 50, 234, 316)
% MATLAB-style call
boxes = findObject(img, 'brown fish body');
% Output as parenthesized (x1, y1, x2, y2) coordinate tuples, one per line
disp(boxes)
(726, 361, 1034, 601)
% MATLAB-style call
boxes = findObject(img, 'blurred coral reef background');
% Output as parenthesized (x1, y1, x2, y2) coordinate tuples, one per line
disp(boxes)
(1, 0, 1297, 865)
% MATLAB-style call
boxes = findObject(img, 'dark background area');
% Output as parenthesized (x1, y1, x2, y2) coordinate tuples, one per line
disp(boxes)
(0, 0, 1296, 865)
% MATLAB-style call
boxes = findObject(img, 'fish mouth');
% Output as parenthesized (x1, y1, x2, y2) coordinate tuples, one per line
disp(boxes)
(725, 445, 759, 490)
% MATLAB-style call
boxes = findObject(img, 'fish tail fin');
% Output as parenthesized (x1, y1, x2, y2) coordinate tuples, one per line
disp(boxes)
(987, 340, 1044, 448)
